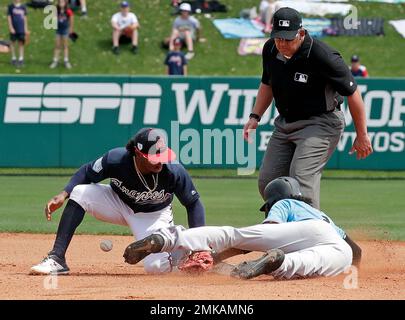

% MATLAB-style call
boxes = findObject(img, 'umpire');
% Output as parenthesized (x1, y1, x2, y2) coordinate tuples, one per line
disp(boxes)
(243, 7, 373, 209)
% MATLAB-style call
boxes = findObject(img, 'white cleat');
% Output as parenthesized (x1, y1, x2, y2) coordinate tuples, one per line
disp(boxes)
(30, 255, 70, 275)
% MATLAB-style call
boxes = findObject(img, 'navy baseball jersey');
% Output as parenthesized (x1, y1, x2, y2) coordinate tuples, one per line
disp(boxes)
(57, 8, 73, 33)
(7, 4, 27, 34)
(64, 148, 200, 214)
(165, 51, 187, 75)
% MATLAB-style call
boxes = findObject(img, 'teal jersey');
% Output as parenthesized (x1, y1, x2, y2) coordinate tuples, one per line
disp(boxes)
(263, 199, 346, 239)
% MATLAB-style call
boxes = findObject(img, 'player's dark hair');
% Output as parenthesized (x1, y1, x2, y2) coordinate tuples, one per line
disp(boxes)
(126, 138, 136, 156)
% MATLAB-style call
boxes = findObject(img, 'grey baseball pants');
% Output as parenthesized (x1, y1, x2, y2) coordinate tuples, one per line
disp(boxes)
(258, 110, 345, 209)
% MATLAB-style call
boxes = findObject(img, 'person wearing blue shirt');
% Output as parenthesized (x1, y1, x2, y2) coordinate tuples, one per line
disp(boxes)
(165, 37, 188, 75)
(124, 177, 361, 280)
(7, 0, 29, 67)
(30, 128, 205, 275)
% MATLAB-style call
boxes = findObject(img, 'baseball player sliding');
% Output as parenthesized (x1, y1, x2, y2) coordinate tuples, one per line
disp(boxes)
(124, 177, 362, 280)
(30, 128, 205, 275)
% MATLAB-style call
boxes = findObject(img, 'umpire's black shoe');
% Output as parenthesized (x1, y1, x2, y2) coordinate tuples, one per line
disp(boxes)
(231, 249, 285, 280)
(123, 234, 165, 265)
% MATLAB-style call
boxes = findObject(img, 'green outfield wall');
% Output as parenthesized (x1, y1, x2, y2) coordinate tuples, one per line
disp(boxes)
(0, 76, 404, 169)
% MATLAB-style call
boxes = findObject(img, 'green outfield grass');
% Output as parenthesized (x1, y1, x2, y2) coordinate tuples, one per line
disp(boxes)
(0, 1, 404, 76)
(0, 175, 404, 240)
(2, 167, 405, 179)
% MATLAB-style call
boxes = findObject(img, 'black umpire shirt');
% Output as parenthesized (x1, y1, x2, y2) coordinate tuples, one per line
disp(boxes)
(261, 31, 357, 122)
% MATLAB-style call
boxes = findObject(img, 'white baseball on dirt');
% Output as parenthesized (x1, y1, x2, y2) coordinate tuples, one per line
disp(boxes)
(100, 239, 113, 252)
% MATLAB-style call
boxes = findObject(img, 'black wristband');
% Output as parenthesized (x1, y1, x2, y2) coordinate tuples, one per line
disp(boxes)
(249, 113, 261, 122)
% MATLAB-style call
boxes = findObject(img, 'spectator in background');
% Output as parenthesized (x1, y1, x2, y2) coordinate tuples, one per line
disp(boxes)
(111, 1, 139, 55)
(7, 0, 29, 67)
(350, 55, 369, 77)
(68, 0, 87, 17)
(259, 0, 278, 33)
(164, 37, 187, 76)
(169, 2, 201, 60)
(50, 0, 74, 69)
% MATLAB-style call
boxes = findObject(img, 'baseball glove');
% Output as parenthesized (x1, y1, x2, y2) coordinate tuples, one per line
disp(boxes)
(178, 251, 214, 273)
(123, 27, 134, 38)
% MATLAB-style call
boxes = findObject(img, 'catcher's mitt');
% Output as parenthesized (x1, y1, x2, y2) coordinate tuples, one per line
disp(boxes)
(178, 251, 214, 273)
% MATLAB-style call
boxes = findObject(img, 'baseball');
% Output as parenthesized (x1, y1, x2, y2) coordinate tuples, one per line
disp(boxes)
(100, 239, 113, 252)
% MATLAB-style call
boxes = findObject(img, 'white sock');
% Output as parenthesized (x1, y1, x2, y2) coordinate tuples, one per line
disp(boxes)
(12, 55, 16, 60)
(19, 56, 24, 61)
(82, 6, 87, 13)
(64, 57, 69, 63)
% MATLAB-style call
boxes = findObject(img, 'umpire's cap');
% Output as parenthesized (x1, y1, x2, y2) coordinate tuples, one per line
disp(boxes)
(132, 128, 176, 163)
(270, 7, 302, 40)
(260, 177, 302, 212)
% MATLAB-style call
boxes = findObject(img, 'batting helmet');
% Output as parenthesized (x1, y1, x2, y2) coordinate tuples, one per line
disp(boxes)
(259, 177, 302, 213)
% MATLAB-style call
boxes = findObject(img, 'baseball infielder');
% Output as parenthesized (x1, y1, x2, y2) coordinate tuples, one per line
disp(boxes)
(30, 128, 205, 275)
(124, 177, 362, 280)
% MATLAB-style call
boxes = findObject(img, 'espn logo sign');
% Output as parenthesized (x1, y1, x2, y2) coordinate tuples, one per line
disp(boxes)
(4, 82, 162, 124)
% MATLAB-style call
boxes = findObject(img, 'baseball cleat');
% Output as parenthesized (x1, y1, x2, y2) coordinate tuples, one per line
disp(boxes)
(123, 234, 164, 265)
(30, 255, 70, 275)
(231, 249, 285, 280)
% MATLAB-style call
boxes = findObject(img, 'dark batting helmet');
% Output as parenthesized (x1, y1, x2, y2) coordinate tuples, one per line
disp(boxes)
(260, 177, 302, 213)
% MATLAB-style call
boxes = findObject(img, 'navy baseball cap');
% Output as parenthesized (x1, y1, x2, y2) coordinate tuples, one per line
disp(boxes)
(132, 128, 176, 163)
(351, 55, 360, 62)
(271, 7, 302, 40)
(121, 1, 130, 8)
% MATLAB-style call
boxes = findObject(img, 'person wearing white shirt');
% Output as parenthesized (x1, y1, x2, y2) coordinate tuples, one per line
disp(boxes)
(169, 2, 201, 60)
(111, 1, 139, 55)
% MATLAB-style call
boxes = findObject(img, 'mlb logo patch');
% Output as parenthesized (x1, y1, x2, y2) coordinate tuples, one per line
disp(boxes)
(279, 20, 290, 27)
(294, 73, 308, 83)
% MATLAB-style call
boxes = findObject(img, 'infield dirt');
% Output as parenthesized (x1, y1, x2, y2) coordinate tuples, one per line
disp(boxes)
(0, 233, 404, 300)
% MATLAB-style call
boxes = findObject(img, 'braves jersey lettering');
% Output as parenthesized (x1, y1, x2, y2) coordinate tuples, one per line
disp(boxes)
(110, 178, 171, 204)
(169, 55, 183, 66)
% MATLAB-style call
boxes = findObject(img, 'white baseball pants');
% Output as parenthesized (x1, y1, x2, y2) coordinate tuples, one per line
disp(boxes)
(70, 184, 174, 274)
(158, 220, 353, 279)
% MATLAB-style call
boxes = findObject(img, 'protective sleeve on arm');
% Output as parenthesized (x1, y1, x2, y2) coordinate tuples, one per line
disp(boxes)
(64, 154, 109, 195)
(186, 198, 206, 228)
